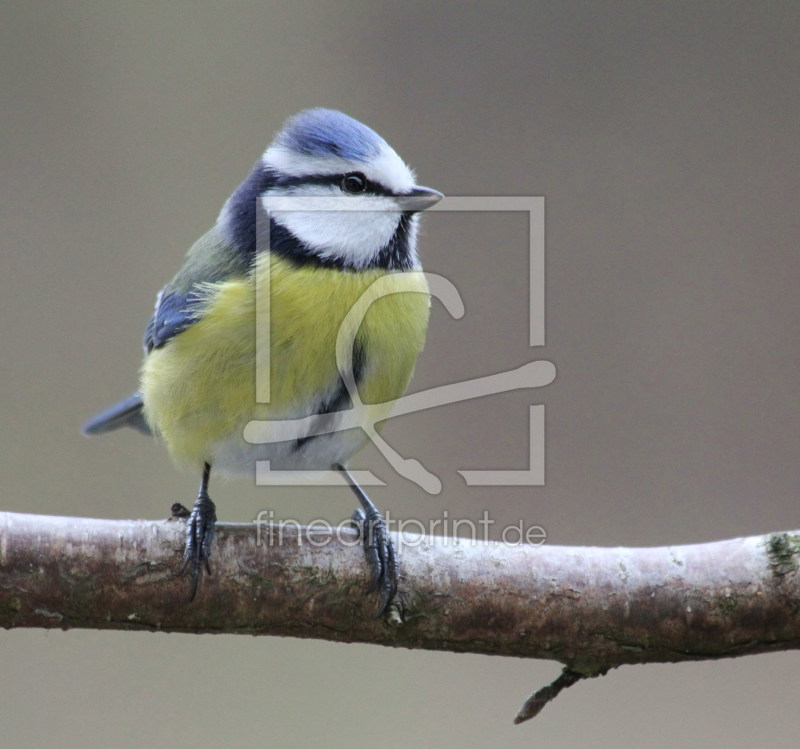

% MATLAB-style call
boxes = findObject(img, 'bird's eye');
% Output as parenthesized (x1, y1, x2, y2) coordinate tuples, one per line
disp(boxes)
(341, 172, 367, 194)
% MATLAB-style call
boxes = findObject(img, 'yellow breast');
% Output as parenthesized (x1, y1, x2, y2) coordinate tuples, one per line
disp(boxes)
(141, 253, 430, 469)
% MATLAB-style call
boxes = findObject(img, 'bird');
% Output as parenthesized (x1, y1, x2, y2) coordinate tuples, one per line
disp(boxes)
(82, 108, 442, 616)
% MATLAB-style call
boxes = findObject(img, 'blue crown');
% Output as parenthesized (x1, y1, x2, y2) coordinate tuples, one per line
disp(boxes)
(275, 108, 385, 163)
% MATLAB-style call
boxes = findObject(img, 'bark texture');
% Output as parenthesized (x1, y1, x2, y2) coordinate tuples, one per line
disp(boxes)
(1, 511, 799, 677)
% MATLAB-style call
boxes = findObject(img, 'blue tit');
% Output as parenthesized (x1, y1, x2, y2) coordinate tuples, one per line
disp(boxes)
(83, 108, 442, 615)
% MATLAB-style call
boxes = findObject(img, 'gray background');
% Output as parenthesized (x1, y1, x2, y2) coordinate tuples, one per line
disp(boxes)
(1, 2, 798, 746)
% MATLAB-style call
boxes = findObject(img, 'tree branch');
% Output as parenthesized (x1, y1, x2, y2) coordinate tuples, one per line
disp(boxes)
(1, 511, 798, 721)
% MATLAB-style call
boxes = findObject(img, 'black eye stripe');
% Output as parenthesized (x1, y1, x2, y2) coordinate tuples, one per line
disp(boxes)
(272, 173, 395, 198)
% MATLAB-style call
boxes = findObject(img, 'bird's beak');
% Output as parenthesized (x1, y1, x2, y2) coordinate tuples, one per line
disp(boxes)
(401, 186, 444, 213)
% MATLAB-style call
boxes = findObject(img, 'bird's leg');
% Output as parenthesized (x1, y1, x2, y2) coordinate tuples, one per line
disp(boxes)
(177, 462, 217, 600)
(335, 463, 398, 617)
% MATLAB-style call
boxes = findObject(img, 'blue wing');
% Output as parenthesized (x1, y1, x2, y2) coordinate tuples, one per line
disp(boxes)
(143, 289, 206, 352)
(83, 227, 250, 437)
(82, 290, 206, 436)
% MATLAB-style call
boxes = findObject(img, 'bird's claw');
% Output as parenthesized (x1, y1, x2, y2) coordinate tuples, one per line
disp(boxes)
(351, 506, 398, 618)
(177, 493, 217, 600)
(170, 502, 191, 519)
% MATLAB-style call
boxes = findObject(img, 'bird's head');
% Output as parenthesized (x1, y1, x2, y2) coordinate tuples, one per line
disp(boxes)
(218, 108, 442, 270)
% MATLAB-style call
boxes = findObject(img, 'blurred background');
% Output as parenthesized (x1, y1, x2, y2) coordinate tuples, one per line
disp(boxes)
(1, 1, 798, 746)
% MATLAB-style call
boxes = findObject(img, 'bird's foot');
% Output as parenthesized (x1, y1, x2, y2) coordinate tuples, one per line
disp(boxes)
(169, 502, 191, 519)
(177, 492, 217, 600)
(351, 505, 398, 618)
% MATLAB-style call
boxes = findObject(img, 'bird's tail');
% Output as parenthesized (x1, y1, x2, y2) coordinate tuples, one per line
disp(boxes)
(82, 393, 152, 436)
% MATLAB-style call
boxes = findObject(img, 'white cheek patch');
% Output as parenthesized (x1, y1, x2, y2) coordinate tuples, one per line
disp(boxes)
(261, 185, 403, 268)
